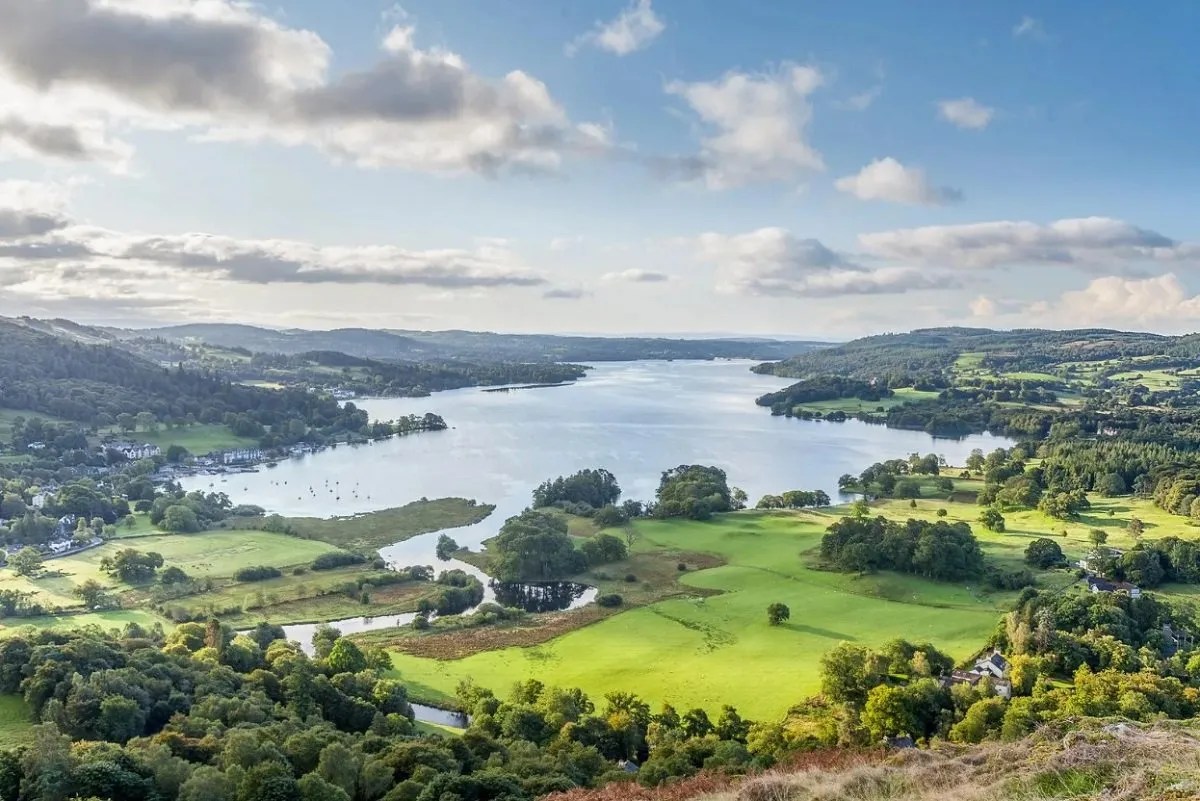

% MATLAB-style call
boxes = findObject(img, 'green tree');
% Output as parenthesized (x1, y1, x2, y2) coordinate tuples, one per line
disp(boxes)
(766, 602, 790, 626)
(435, 534, 458, 560)
(8, 546, 43, 577)
(73, 578, 107, 607)
(326, 639, 368, 674)
(820, 643, 882, 708)
(1024, 538, 1066, 569)
(979, 508, 1006, 532)
(161, 505, 201, 533)
(1088, 528, 1108, 548)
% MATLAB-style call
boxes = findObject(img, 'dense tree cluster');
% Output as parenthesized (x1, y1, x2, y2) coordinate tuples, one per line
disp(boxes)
(490, 509, 586, 582)
(755, 490, 831, 510)
(820, 516, 985, 580)
(532, 469, 621, 511)
(0, 624, 777, 800)
(653, 465, 743, 520)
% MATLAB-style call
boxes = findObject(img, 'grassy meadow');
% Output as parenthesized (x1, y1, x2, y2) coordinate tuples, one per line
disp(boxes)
(386, 510, 1015, 719)
(106, 423, 258, 454)
(256, 497, 494, 552)
(383, 483, 1200, 719)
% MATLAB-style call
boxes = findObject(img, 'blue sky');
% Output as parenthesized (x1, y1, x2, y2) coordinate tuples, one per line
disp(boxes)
(0, 0, 1197, 336)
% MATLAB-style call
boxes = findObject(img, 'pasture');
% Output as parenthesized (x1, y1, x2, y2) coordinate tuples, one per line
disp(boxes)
(386, 511, 1010, 719)
(109, 423, 258, 455)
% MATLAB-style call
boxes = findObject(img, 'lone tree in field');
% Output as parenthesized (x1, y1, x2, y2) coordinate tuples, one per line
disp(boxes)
(1088, 528, 1108, 548)
(9, 546, 43, 577)
(767, 602, 790, 626)
(979, 508, 1005, 532)
(1128, 517, 1145, 540)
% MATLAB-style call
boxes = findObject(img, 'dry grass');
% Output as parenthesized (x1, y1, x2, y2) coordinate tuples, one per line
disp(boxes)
(547, 722, 1200, 801)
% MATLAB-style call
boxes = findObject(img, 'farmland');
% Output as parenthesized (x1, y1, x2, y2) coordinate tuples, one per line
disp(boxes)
(384, 508, 1030, 719)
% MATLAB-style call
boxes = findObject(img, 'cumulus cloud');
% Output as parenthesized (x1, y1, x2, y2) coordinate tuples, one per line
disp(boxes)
(937, 97, 994, 130)
(1033, 274, 1200, 328)
(859, 217, 1197, 270)
(835, 157, 962, 206)
(0, 0, 604, 174)
(0, 181, 71, 238)
(695, 227, 942, 297)
(0, 183, 546, 307)
(567, 0, 665, 56)
(0, 114, 132, 168)
(602, 268, 670, 283)
(664, 64, 825, 189)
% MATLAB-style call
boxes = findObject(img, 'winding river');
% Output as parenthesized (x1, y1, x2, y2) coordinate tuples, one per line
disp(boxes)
(189, 360, 1010, 705)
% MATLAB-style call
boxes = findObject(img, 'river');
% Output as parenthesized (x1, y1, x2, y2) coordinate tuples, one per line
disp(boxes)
(187, 360, 1009, 710)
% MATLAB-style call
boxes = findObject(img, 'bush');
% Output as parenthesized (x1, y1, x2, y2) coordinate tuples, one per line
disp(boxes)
(677, 562, 687, 571)
(596, 594, 623, 608)
(623, 573, 637, 583)
(579, 533, 627, 567)
(311, 552, 367, 571)
(235, 565, 282, 582)
(291, 566, 307, 576)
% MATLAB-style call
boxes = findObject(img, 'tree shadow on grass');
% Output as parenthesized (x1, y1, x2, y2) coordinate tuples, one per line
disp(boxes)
(782, 622, 856, 641)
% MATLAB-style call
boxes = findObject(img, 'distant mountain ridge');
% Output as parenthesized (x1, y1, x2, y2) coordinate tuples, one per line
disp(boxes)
(109, 322, 825, 362)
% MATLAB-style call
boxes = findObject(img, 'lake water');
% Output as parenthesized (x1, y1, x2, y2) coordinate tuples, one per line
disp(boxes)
(194, 360, 1010, 685)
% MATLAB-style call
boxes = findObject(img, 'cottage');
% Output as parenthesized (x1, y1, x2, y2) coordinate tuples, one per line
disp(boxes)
(1087, 576, 1142, 599)
(973, 649, 1009, 679)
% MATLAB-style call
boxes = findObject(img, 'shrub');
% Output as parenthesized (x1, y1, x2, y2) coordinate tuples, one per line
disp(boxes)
(596, 594, 623, 608)
(311, 552, 367, 571)
(234, 565, 282, 582)
(677, 562, 687, 571)
(623, 573, 638, 583)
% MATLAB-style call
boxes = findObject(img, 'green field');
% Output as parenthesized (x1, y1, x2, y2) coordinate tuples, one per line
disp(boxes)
(386, 511, 1010, 719)
(0, 695, 33, 747)
(1109, 369, 1182, 391)
(0, 408, 72, 444)
(106, 423, 258, 455)
(0, 529, 342, 612)
(0, 609, 169, 638)
(786, 387, 940, 417)
(262, 498, 495, 552)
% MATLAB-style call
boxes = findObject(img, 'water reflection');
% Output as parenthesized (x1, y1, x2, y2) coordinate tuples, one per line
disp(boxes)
(491, 581, 595, 613)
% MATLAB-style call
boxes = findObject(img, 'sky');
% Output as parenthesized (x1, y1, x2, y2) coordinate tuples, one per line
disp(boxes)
(0, 0, 1198, 337)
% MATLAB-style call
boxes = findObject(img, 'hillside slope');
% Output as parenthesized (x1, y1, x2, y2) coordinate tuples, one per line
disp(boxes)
(129, 323, 821, 362)
(550, 720, 1200, 801)
(758, 327, 1176, 381)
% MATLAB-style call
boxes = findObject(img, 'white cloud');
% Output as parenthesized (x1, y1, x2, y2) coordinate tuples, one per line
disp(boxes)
(1013, 16, 1046, 39)
(0, 0, 605, 175)
(836, 85, 882, 112)
(859, 217, 1194, 270)
(937, 97, 994, 130)
(835, 157, 962, 206)
(601, 268, 669, 283)
(567, 0, 665, 56)
(543, 286, 589, 300)
(695, 227, 942, 297)
(1034, 274, 1200, 329)
(0, 180, 72, 238)
(0, 183, 547, 301)
(968, 295, 997, 317)
(664, 64, 825, 189)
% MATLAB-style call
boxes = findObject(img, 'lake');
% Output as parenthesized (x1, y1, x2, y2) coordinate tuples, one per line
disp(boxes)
(196, 359, 1010, 715)
(188, 359, 1010, 564)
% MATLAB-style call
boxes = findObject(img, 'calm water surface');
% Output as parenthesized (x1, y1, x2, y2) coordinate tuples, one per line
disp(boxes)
(196, 360, 1010, 674)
